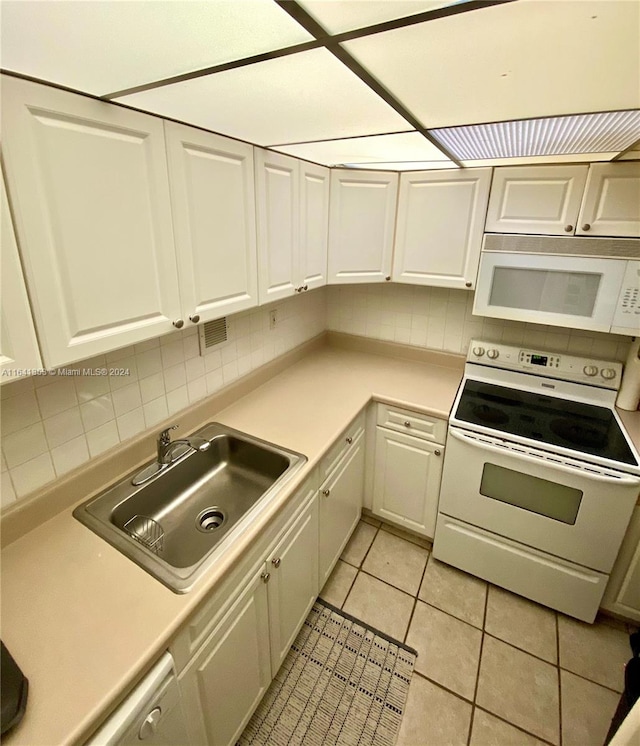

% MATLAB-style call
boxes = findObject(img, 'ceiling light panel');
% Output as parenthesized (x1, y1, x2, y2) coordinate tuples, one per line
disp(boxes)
(0, 0, 313, 96)
(431, 111, 640, 161)
(116, 48, 408, 146)
(342, 0, 640, 128)
(297, 0, 463, 34)
(274, 132, 452, 166)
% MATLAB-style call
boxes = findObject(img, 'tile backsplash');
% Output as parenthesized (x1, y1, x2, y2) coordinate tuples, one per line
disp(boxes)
(0, 289, 327, 508)
(327, 284, 633, 362)
(2, 282, 634, 509)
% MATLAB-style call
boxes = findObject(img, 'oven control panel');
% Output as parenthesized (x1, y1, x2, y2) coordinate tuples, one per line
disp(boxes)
(468, 340, 623, 389)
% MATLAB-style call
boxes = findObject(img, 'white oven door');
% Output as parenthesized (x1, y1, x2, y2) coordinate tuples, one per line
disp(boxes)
(438, 427, 640, 573)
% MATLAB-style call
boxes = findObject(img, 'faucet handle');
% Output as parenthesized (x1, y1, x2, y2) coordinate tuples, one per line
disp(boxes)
(158, 424, 179, 445)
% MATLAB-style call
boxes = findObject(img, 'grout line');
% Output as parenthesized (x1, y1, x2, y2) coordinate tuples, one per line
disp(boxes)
(558, 667, 625, 696)
(481, 630, 559, 668)
(556, 612, 563, 746)
(467, 583, 490, 745)
(359, 568, 418, 600)
(473, 706, 560, 746)
(402, 549, 430, 645)
(411, 670, 475, 706)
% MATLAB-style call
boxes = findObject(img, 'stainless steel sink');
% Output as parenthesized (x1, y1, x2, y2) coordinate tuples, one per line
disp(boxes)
(73, 423, 307, 592)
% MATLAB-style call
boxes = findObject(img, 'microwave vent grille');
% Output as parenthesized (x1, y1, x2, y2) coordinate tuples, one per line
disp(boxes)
(483, 234, 640, 260)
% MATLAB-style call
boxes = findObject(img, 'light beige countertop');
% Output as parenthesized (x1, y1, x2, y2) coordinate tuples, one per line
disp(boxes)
(1, 340, 465, 746)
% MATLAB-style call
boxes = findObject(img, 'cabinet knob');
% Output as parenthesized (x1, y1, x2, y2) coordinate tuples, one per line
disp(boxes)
(564, 224, 573, 232)
(173, 319, 184, 329)
(582, 223, 591, 231)
(434, 449, 442, 456)
(303, 285, 308, 291)
(261, 571, 271, 583)
(189, 314, 200, 324)
(322, 489, 330, 497)
(296, 286, 302, 293)
(385, 276, 391, 281)
(404, 421, 411, 428)
(345, 436, 352, 444)
(138, 707, 162, 740)
(465, 281, 472, 288)
(272, 557, 281, 568)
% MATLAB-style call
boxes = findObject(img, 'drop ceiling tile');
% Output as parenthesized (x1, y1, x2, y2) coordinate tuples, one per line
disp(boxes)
(298, 0, 462, 34)
(116, 48, 408, 145)
(460, 154, 623, 167)
(274, 131, 452, 166)
(342, 0, 640, 128)
(0, 0, 313, 96)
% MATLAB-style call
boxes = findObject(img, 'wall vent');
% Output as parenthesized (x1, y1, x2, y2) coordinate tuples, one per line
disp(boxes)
(199, 317, 228, 353)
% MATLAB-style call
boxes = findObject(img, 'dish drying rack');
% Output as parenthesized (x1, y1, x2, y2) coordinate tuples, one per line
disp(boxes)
(124, 515, 164, 555)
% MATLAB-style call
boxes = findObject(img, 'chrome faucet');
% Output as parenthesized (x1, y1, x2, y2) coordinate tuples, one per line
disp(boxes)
(132, 424, 211, 485)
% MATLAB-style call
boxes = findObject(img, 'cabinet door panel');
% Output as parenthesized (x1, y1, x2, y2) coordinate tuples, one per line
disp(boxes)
(268, 491, 319, 672)
(318, 432, 365, 585)
(373, 428, 443, 539)
(255, 149, 298, 303)
(165, 122, 258, 322)
(181, 567, 270, 746)
(601, 505, 640, 622)
(1, 172, 42, 378)
(394, 168, 491, 289)
(577, 162, 640, 237)
(328, 170, 398, 284)
(299, 162, 329, 290)
(485, 165, 588, 235)
(2, 76, 181, 367)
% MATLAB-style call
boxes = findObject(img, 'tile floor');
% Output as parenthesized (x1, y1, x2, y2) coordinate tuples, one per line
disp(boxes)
(319, 516, 637, 746)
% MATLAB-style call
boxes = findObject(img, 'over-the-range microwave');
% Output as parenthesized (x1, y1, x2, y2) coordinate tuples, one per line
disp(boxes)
(473, 235, 640, 335)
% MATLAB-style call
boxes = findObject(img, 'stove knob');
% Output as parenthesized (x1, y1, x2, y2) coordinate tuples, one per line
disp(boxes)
(487, 349, 499, 359)
(472, 346, 485, 357)
(583, 365, 598, 377)
(601, 368, 617, 380)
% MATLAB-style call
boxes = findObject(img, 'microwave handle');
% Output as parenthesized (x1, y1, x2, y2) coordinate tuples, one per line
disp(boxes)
(449, 428, 640, 487)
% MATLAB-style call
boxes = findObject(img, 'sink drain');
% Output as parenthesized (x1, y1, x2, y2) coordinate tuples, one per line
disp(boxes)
(197, 508, 226, 533)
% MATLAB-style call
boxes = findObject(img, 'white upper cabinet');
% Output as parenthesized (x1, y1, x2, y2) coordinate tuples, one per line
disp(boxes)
(393, 168, 492, 290)
(1, 76, 182, 368)
(485, 165, 589, 236)
(255, 150, 329, 304)
(0, 172, 43, 379)
(165, 122, 258, 323)
(299, 161, 330, 291)
(576, 162, 640, 238)
(328, 170, 399, 284)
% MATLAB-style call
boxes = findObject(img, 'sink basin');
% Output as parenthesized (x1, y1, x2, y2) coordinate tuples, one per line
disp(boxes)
(73, 423, 307, 592)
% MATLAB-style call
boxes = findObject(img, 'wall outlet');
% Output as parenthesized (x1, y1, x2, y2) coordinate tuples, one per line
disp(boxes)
(269, 309, 278, 330)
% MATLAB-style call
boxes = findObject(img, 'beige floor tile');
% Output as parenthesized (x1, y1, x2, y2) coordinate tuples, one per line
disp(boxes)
(476, 636, 560, 745)
(380, 522, 432, 549)
(362, 530, 429, 595)
(396, 674, 472, 746)
(318, 560, 357, 608)
(485, 586, 557, 663)
(406, 601, 482, 700)
(558, 614, 630, 692)
(560, 670, 619, 746)
(470, 709, 548, 746)
(342, 572, 414, 642)
(419, 558, 487, 629)
(340, 521, 377, 567)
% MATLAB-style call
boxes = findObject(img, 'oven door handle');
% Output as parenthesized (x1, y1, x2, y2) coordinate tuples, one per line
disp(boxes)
(449, 428, 640, 486)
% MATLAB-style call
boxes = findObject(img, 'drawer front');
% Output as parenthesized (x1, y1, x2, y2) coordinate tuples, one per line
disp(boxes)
(319, 411, 366, 483)
(377, 403, 446, 443)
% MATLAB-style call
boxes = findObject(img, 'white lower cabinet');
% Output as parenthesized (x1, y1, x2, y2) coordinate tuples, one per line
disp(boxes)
(318, 425, 365, 586)
(178, 484, 319, 746)
(372, 404, 445, 539)
(601, 505, 640, 622)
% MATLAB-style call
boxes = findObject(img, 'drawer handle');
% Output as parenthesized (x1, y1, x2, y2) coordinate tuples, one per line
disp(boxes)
(434, 449, 441, 456)
(322, 489, 330, 497)
(272, 557, 281, 568)
(261, 572, 271, 583)
(404, 421, 411, 428)
(346, 436, 352, 444)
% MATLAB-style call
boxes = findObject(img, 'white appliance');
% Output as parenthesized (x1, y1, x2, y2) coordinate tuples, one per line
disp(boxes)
(473, 250, 640, 335)
(433, 340, 640, 623)
(85, 653, 190, 746)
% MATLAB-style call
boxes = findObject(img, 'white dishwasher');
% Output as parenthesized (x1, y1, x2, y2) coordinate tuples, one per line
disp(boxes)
(86, 652, 190, 746)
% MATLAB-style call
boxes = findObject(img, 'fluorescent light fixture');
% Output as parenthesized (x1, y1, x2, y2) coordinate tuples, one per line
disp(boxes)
(430, 111, 640, 161)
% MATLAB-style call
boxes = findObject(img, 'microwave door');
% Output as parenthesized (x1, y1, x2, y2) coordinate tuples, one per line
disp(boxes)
(473, 253, 626, 332)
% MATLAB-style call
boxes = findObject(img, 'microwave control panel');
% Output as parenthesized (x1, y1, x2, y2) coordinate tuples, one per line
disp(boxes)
(467, 339, 623, 389)
(611, 260, 640, 335)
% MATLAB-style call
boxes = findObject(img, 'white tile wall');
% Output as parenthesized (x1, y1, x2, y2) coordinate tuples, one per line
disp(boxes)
(327, 284, 633, 362)
(0, 289, 327, 507)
